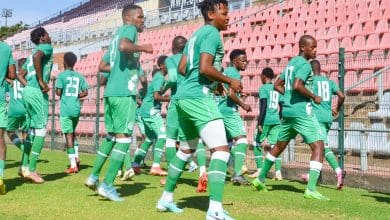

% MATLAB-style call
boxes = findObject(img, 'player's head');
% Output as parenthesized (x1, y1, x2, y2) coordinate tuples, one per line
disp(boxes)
(230, 49, 247, 71)
(17, 58, 27, 69)
(172, 36, 187, 54)
(299, 35, 317, 60)
(310, 59, 321, 75)
(261, 67, 274, 84)
(157, 55, 168, 75)
(122, 4, 145, 32)
(31, 27, 51, 45)
(63, 52, 77, 68)
(198, 0, 229, 31)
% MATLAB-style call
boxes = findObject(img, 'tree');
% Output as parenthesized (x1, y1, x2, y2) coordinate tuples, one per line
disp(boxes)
(0, 22, 28, 39)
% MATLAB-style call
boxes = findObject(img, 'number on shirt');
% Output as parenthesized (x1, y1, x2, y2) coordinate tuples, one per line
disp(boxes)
(317, 81, 330, 101)
(187, 36, 197, 70)
(285, 66, 294, 90)
(269, 91, 279, 109)
(65, 77, 80, 97)
(12, 81, 23, 100)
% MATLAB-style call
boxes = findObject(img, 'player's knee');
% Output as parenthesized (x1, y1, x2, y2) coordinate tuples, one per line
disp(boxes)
(34, 128, 47, 137)
(179, 138, 198, 153)
(200, 119, 227, 148)
(236, 137, 248, 145)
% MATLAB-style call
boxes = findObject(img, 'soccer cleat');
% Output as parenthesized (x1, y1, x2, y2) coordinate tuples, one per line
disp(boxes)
(206, 209, 235, 220)
(159, 177, 166, 186)
(196, 173, 208, 193)
(241, 165, 248, 175)
(85, 175, 99, 191)
(156, 199, 183, 213)
(0, 177, 6, 195)
(248, 169, 261, 178)
(116, 170, 123, 178)
(336, 171, 344, 190)
(121, 168, 135, 181)
(26, 171, 44, 184)
(65, 166, 79, 174)
(251, 178, 268, 192)
(132, 163, 142, 175)
(149, 167, 168, 176)
(18, 166, 30, 178)
(231, 173, 250, 186)
(304, 189, 330, 201)
(97, 182, 124, 202)
(187, 163, 198, 173)
(300, 173, 309, 183)
(273, 172, 283, 181)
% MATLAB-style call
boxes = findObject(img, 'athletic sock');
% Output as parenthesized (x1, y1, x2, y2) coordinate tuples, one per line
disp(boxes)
(275, 156, 282, 172)
(153, 138, 165, 166)
(29, 136, 45, 172)
(74, 140, 79, 159)
(22, 135, 33, 167)
(123, 148, 132, 170)
(12, 136, 24, 152)
(233, 141, 247, 175)
(165, 138, 177, 165)
(91, 136, 115, 177)
(324, 147, 340, 173)
(307, 161, 323, 191)
(208, 151, 230, 213)
(253, 143, 263, 169)
(103, 139, 130, 186)
(133, 140, 152, 164)
(258, 153, 276, 182)
(67, 147, 77, 168)
(0, 160, 4, 178)
(165, 150, 191, 192)
(196, 140, 206, 169)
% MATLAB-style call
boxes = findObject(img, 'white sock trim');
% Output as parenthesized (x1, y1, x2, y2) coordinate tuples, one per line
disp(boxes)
(97, 151, 108, 157)
(176, 150, 192, 162)
(116, 138, 131, 144)
(211, 151, 230, 163)
(310, 161, 323, 171)
(166, 138, 176, 148)
(266, 153, 277, 162)
(236, 138, 248, 145)
(112, 149, 127, 155)
(35, 128, 46, 137)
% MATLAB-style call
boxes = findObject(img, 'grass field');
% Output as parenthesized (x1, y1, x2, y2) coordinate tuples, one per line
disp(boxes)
(1, 146, 389, 220)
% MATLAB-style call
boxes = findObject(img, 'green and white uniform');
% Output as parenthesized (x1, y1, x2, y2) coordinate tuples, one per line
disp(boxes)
(55, 70, 89, 133)
(0, 42, 16, 129)
(5, 80, 29, 131)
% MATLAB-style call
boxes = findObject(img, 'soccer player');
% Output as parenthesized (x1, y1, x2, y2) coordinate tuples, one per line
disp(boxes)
(301, 60, 345, 189)
(252, 35, 329, 200)
(18, 27, 53, 184)
(134, 56, 170, 176)
(249, 67, 283, 180)
(0, 39, 17, 194)
(215, 49, 251, 185)
(55, 52, 89, 173)
(156, 1, 242, 219)
(85, 4, 152, 202)
(4, 58, 30, 177)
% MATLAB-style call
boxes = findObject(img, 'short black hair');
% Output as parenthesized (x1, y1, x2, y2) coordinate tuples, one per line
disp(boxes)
(122, 4, 142, 17)
(310, 59, 321, 68)
(172, 36, 187, 53)
(198, 0, 228, 21)
(18, 58, 27, 67)
(261, 67, 274, 79)
(64, 52, 77, 67)
(157, 55, 168, 66)
(298, 35, 316, 50)
(229, 49, 246, 62)
(30, 27, 47, 45)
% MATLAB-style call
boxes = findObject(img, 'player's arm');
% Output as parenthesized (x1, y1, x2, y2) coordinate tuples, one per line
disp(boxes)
(7, 64, 16, 80)
(119, 38, 153, 54)
(332, 90, 345, 116)
(79, 89, 88, 98)
(274, 78, 285, 95)
(199, 53, 242, 92)
(33, 50, 49, 93)
(154, 92, 170, 102)
(293, 78, 321, 104)
(228, 88, 251, 112)
(178, 54, 187, 76)
(17, 67, 28, 86)
(98, 60, 110, 73)
(257, 98, 267, 132)
(161, 58, 177, 93)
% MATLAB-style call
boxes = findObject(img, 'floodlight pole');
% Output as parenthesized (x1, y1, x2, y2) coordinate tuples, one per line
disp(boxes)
(1, 8, 13, 27)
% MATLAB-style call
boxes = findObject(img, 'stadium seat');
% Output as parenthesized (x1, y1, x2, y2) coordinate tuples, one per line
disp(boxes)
(357, 70, 377, 94)
(369, 50, 386, 70)
(363, 20, 375, 34)
(352, 35, 366, 52)
(281, 44, 293, 58)
(368, 92, 390, 118)
(349, 23, 363, 38)
(316, 27, 327, 40)
(317, 40, 327, 55)
(271, 45, 282, 59)
(345, 71, 360, 94)
(366, 123, 389, 155)
(345, 122, 365, 153)
(328, 122, 339, 150)
(327, 38, 339, 54)
(380, 33, 390, 49)
(340, 37, 353, 51)
(375, 19, 389, 35)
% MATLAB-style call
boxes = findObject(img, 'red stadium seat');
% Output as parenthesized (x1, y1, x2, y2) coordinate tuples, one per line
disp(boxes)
(282, 44, 293, 58)
(375, 19, 389, 35)
(340, 37, 353, 51)
(369, 50, 386, 70)
(363, 20, 375, 34)
(327, 38, 339, 54)
(271, 45, 282, 59)
(352, 35, 366, 52)
(345, 71, 360, 95)
(349, 23, 363, 37)
(380, 33, 390, 49)
(366, 34, 381, 51)
(357, 70, 377, 94)
(316, 27, 327, 40)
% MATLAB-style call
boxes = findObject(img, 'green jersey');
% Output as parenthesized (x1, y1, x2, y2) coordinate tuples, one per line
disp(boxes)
(23, 43, 53, 89)
(312, 75, 339, 123)
(55, 70, 89, 117)
(164, 53, 184, 98)
(103, 25, 143, 97)
(139, 71, 165, 118)
(217, 67, 241, 115)
(259, 83, 281, 125)
(280, 56, 313, 117)
(175, 24, 224, 99)
(0, 42, 15, 103)
(5, 80, 26, 117)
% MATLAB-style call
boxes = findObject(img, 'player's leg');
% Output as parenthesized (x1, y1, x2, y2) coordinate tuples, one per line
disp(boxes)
(268, 125, 283, 181)
(132, 117, 154, 170)
(249, 128, 264, 178)
(149, 114, 167, 176)
(61, 117, 78, 173)
(7, 118, 24, 152)
(73, 137, 80, 167)
(0, 102, 7, 194)
(21, 116, 32, 177)
(195, 139, 207, 193)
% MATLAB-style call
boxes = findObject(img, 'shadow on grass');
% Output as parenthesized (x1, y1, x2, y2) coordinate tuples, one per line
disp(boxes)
(77, 164, 92, 172)
(268, 184, 304, 193)
(177, 195, 209, 212)
(117, 182, 151, 197)
(42, 172, 68, 182)
(4, 177, 26, 192)
(177, 177, 199, 187)
(362, 194, 390, 204)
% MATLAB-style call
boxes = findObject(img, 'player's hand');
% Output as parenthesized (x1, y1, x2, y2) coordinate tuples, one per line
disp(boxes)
(332, 108, 339, 117)
(40, 82, 50, 93)
(313, 95, 322, 104)
(142, 44, 153, 54)
(229, 79, 242, 93)
(240, 92, 249, 97)
(243, 104, 252, 112)
(257, 125, 263, 133)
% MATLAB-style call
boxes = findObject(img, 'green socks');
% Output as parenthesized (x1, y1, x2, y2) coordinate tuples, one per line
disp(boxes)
(23, 135, 33, 167)
(307, 161, 323, 191)
(253, 144, 263, 169)
(153, 138, 165, 165)
(324, 147, 340, 172)
(165, 150, 191, 192)
(259, 153, 276, 182)
(104, 139, 130, 185)
(123, 148, 132, 170)
(0, 160, 4, 178)
(91, 137, 115, 177)
(208, 151, 230, 202)
(29, 136, 45, 172)
(133, 141, 152, 164)
(275, 156, 282, 172)
(232, 142, 247, 175)
(196, 141, 206, 167)
(165, 138, 177, 165)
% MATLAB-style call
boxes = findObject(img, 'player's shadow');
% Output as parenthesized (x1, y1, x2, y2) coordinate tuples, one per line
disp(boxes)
(177, 195, 209, 212)
(361, 194, 390, 204)
(117, 182, 151, 197)
(75, 164, 91, 172)
(4, 160, 20, 169)
(42, 172, 68, 182)
(177, 177, 199, 187)
(4, 177, 27, 192)
(268, 184, 304, 193)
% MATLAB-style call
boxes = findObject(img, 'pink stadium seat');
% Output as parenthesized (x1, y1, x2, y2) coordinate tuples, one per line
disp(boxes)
(366, 34, 380, 51)
(268, 59, 279, 73)
(242, 76, 250, 92)
(282, 44, 293, 58)
(252, 47, 262, 61)
(316, 27, 327, 40)
(358, 9, 370, 22)
(250, 75, 262, 94)
(266, 34, 276, 46)
(370, 7, 382, 21)
(315, 18, 326, 29)
(284, 32, 295, 44)
(340, 37, 353, 50)
(354, 51, 371, 70)
(327, 38, 339, 54)
(369, 50, 386, 70)
(375, 19, 389, 34)
(317, 40, 327, 55)
(368, 0, 380, 11)
(276, 33, 285, 44)
(363, 20, 375, 33)
(262, 46, 272, 60)
(352, 35, 366, 52)
(329, 71, 339, 85)
(257, 60, 267, 70)
(271, 45, 282, 59)
(345, 71, 360, 95)
(349, 23, 363, 37)
(248, 36, 258, 48)
(278, 58, 289, 75)
(336, 14, 347, 26)
(306, 19, 316, 30)
(327, 53, 339, 72)
(327, 26, 338, 39)
(380, 33, 390, 49)
(245, 48, 253, 62)
(337, 25, 349, 38)
(357, 70, 377, 94)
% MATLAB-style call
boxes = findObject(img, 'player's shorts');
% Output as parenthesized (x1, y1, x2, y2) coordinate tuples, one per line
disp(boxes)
(0, 102, 8, 128)
(222, 111, 246, 140)
(166, 100, 179, 139)
(277, 115, 324, 144)
(104, 96, 136, 134)
(257, 124, 281, 145)
(318, 121, 331, 145)
(7, 115, 29, 131)
(60, 116, 79, 133)
(176, 97, 223, 141)
(136, 111, 145, 135)
(22, 86, 49, 129)
(142, 113, 166, 141)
